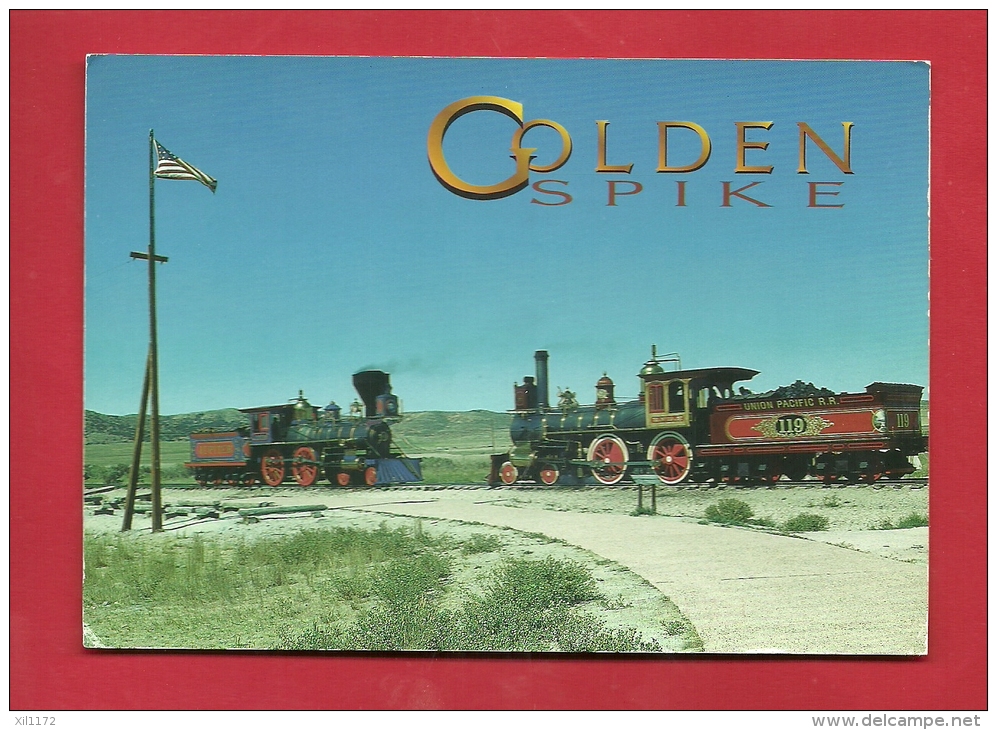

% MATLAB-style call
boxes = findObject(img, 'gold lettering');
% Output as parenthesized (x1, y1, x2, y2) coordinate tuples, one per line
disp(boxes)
(530, 179, 572, 206)
(513, 119, 572, 173)
(596, 121, 633, 173)
(657, 122, 712, 173)
(735, 122, 774, 174)
(607, 180, 643, 206)
(427, 96, 533, 200)
(722, 181, 771, 208)
(808, 181, 844, 208)
(798, 122, 854, 174)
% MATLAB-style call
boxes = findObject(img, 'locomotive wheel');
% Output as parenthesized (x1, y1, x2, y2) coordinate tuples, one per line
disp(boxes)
(646, 432, 692, 485)
(539, 464, 559, 486)
(814, 454, 833, 483)
(759, 458, 782, 484)
(291, 446, 319, 487)
(336, 471, 351, 487)
(587, 435, 629, 486)
(860, 454, 886, 484)
(499, 461, 519, 485)
(260, 448, 285, 487)
(784, 457, 810, 482)
(364, 466, 378, 486)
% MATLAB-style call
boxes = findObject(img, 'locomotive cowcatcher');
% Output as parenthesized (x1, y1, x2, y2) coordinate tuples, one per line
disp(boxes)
(489, 349, 926, 487)
(186, 370, 422, 487)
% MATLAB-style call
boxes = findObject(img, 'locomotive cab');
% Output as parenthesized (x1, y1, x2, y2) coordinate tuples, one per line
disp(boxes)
(640, 366, 759, 433)
(245, 406, 292, 444)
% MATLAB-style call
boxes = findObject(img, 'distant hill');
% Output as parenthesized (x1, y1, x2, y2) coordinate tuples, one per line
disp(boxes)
(84, 407, 513, 451)
(84, 401, 924, 449)
(392, 410, 513, 452)
(84, 409, 245, 444)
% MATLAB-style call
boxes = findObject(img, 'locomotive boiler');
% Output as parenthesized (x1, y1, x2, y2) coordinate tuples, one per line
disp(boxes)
(489, 349, 926, 487)
(186, 369, 422, 487)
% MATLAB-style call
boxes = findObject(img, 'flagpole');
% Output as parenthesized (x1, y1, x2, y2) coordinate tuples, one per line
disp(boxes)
(148, 128, 164, 532)
(121, 133, 211, 531)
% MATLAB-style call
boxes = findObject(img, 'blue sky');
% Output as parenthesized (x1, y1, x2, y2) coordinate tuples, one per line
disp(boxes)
(85, 57, 928, 415)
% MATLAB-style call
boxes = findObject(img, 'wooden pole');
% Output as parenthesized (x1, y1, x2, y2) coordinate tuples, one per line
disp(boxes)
(147, 129, 163, 532)
(121, 349, 151, 531)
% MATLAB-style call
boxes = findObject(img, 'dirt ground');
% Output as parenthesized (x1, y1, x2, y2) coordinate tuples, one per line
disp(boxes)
(88, 481, 928, 553)
(85, 482, 928, 653)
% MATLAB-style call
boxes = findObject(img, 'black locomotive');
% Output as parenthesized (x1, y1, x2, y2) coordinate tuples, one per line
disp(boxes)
(186, 370, 422, 487)
(490, 349, 926, 486)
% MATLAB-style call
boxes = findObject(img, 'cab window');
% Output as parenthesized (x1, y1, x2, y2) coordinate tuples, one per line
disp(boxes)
(668, 381, 685, 413)
(647, 382, 665, 412)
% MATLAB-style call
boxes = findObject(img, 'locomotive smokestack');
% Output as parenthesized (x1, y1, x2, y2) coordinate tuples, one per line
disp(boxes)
(353, 370, 390, 418)
(534, 350, 549, 410)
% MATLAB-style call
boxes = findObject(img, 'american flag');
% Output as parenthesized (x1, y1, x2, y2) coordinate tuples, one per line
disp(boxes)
(154, 141, 217, 193)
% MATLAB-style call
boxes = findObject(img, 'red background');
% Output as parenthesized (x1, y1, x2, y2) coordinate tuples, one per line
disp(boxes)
(10, 11, 987, 710)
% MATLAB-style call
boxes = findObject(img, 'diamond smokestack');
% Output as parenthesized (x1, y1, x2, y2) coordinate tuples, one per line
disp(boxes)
(353, 370, 390, 418)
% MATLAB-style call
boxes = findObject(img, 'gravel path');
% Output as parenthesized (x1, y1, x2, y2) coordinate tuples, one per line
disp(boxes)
(313, 492, 927, 655)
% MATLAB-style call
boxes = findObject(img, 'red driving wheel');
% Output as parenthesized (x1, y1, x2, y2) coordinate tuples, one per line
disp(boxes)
(291, 446, 318, 487)
(364, 466, 378, 486)
(259, 448, 285, 487)
(647, 432, 692, 485)
(539, 464, 559, 486)
(587, 435, 629, 486)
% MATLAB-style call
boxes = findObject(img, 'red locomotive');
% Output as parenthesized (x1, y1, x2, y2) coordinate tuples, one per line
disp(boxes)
(489, 349, 926, 486)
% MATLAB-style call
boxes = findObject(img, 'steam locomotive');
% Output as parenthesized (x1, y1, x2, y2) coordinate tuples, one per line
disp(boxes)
(185, 370, 422, 487)
(489, 349, 926, 486)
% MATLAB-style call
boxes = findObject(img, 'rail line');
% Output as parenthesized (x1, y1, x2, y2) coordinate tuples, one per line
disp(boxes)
(87, 476, 928, 495)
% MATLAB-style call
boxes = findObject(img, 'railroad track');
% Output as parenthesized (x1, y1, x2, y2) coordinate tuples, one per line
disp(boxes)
(86, 477, 928, 496)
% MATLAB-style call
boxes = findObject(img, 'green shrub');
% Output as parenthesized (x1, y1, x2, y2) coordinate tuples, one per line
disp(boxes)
(664, 620, 686, 636)
(489, 556, 599, 607)
(370, 553, 450, 608)
(439, 557, 656, 652)
(704, 498, 754, 525)
(876, 512, 928, 530)
(275, 623, 344, 651)
(461, 533, 503, 555)
(280, 554, 663, 652)
(781, 513, 829, 532)
(103, 463, 130, 485)
(895, 512, 929, 528)
(84, 533, 238, 605)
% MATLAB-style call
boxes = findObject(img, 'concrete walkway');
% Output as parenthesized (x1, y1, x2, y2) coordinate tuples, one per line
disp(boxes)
(316, 492, 927, 654)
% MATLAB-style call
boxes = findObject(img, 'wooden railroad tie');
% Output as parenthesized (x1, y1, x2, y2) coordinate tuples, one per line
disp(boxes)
(238, 504, 329, 523)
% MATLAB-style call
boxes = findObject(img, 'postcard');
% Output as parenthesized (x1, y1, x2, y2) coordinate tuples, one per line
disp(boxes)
(83, 55, 929, 655)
